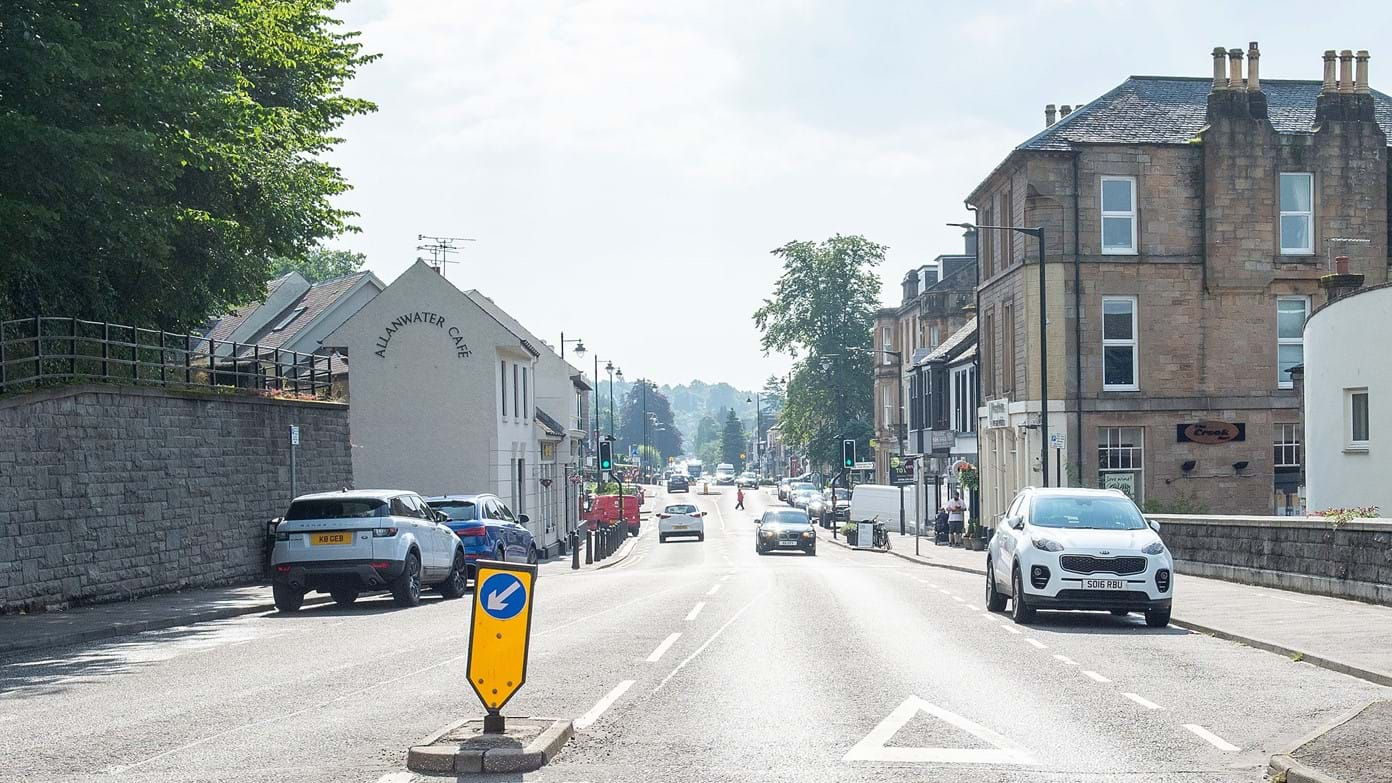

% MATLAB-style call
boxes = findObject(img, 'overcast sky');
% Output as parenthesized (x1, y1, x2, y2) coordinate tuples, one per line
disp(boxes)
(326, 0, 1388, 389)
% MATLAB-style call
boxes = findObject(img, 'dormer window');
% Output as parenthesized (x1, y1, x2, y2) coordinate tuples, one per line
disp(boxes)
(272, 307, 306, 331)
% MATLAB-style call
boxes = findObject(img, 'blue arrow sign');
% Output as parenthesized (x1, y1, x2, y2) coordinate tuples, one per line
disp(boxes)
(479, 572, 526, 620)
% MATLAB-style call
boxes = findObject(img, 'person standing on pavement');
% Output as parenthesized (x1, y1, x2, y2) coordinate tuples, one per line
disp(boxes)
(735, 487, 745, 510)
(934, 507, 949, 545)
(946, 493, 965, 547)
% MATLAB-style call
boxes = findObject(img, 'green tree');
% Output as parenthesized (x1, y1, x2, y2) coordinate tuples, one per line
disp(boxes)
(616, 381, 682, 462)
(268, 248, 366, 283)
(719, 408, 747, 471)
(753, 235, 883, 470)
(0, 0, 376, 327)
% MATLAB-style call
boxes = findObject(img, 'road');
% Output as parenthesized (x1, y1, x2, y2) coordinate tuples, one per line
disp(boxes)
(1, 485, 1386, 782)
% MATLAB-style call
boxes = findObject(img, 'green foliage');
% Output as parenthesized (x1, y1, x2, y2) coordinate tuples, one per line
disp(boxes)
(720, 408, 746, 471)
(1140, 494, 1210, 516)
(753, 235, 883, 470)
(615, 382, 682, 462)
(1312, 506, 1379, 527)
(0, 0, 377, 327)
(267, 248, 366, 283)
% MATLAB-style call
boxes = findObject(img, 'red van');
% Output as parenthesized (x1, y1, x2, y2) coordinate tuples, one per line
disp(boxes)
(583, 493, 643, 536)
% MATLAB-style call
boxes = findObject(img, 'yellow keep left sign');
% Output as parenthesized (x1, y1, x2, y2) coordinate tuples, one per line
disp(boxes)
(466, 560, 538, 712)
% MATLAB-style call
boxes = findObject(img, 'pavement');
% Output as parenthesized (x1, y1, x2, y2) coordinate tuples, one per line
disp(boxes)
(1, 484, 1389, 782)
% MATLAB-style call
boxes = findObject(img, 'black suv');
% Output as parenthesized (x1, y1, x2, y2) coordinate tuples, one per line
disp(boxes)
(756, 509, 816, 556)
(667, 475, 689, 493)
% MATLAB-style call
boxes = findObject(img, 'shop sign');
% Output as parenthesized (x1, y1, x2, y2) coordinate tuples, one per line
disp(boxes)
(987, 399, 1009, 429)
(1175, 420, 1245, 444)
(1101, 472, 1137, 498)
(374, 310, 473, 359)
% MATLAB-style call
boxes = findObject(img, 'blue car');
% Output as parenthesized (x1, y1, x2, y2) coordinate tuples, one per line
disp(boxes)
(425, 494, 538, 581)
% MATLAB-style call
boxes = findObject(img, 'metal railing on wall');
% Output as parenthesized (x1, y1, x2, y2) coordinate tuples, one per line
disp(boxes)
(0, 317, 337, 399)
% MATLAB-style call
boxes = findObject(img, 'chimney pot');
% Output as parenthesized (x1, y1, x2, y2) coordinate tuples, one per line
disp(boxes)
(1212, 47, 1229, 90)
(1045, 104, 1057, 126)
(1246, 41, 1261, 91)
(1059, 104, 1072, 118)
(1339, 50, 1355, 93)
(1228, 48, 1245, 89)
(1356, 50, 1370, 94)
(1322, 50, 1338, 94)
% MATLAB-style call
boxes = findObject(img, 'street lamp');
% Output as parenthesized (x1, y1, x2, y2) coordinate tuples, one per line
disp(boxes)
(947, 221, 1050, 487)
(605, 362, 623, 440)
(746, 394, 762, 475)
(559, 332, 586, 359)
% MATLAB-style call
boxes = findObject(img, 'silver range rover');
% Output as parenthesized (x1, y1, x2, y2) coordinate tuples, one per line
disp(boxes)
(270, 490, 468, 611)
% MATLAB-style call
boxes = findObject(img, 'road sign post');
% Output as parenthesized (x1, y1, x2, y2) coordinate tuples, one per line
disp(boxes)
(288, 425, 300, 502)
(466, 560, 539, 734)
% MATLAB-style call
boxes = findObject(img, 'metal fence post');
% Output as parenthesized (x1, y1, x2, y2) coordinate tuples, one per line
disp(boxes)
(309, 354, 317, 397)
(69, 317, 76, 378)
(0, 320, 7, 394)
(208, 337, 216, 385)
(571, 530, 580, 570)
(130, 325, 138, 382)
(184, 333, 191, 385)
(101, 322, 110, 379)
(35, 317, 43, 383)
(273, 349, 281, 390)
(159, 330, 167, 385)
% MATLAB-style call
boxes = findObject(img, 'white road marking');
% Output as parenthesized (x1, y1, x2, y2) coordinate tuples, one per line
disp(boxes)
(645, 633, 682, 662)
(654, 588, 768, 693)
(575, 680, 635, 729)
(374, 773, 418, 783)
(950, 595, 965, 603)
(1054, 654, 1078, 665)
(719, 574, 731, 581)
(1002, 626, 1022, 635)
(1081, 670, 1111, 683)
(843, 695, 1038, 765)
(706, 584, 721, 596)
(1184, 724, 1240, 752)
(685, 602, 705, 621)
(937, 589, 953, 595)
(965, 604, 981, 611)
(1122, 693, 1163, 710)
(1024, 638, 1047, 649)
(1267, 594, 1313, 606)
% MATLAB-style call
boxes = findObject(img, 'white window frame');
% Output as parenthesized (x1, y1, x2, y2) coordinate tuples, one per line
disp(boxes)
(1346, 388, 1370, 451)
(930, 325, 941, 348)
(1274, 423, 1301, 468)
(882, 384, 893, 427)
(501, 361, 508, 417)
(1100, 175, 1137, 255)
(1276, 295, 1310, 389)
(1279, 172, 1314, 255)
(1101, 296, 1139, 391)
(950, 364, 977, 434)
(881, 327, 894, 365)
(1097, 426, 1144, 502)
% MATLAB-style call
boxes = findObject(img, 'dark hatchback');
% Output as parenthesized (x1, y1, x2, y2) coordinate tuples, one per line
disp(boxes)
(667, 475, 689, 493)
(755, 508, 816, 556)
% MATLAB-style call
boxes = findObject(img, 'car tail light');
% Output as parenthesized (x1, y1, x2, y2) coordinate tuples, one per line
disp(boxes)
(1156, 569, 1171, 593)
(372, 527, 398, 538)
(370, 561, 392, 570)
(1030, 565, 1051, 589)
(455, 525, 486, 538)
(275, 564, 291, 573)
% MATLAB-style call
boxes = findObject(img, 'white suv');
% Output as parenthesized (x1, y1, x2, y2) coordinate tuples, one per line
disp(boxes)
(985, 487, 1173, 627)
(271, 490, 468, 611)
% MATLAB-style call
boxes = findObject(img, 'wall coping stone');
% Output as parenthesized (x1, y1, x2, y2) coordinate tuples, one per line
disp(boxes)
(0, 382, 348, 413)
(1151, 513, 1392, 534)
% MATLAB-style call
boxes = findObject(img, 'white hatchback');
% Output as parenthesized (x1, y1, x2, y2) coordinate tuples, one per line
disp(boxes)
(986, 487, 1173, 627)
(656, 503, 706, 542)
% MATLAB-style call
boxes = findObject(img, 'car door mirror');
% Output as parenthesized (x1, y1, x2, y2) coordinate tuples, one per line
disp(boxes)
(266, 517, 283, 537)
(517, 513, 530, 525)
(1148, 519, 1161, 533)
(1007, 515, 1025, 530)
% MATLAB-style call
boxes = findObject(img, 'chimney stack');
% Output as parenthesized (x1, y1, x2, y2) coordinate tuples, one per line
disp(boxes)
(1212, 47, 1229, 90)
(1322, 50, 1338, 94)
(1059, 104, 1073, 118)
(1246, 42, 1261, 91)
(1228, 48, 1245, 88)
(1339, 50, 1354, 93)
(1045, 104, 1057, 126)
(1356, 50, 1370, 94)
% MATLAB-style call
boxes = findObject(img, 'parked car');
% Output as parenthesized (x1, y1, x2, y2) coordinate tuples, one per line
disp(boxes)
(777, 478, 793, 501)
(787, 482, 819, 509)
(667, 474, 690, 493)
(808, 487, 851, 527)
(271, 489, 468, 611)
(657, 503, 706, 542)
(849, 484, 919, 532)
(986, 486, 1173, 628)
(583, 493, 643, 536)
(755, 508, 816, 555)
(736, 472, 759, 488)
(425, 494, 538, 581)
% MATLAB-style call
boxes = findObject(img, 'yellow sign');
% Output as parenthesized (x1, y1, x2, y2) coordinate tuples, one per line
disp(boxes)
(466, 560, 538, 712)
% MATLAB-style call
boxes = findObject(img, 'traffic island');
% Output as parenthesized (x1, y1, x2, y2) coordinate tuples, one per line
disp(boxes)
(1269, 700, 1392, 783)
(407, 716, 573, 775)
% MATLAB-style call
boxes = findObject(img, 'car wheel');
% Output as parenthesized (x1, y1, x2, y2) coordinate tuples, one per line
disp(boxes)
(273, 582, 304, 612)
(1011, 567, 1035, 624)
(330, 589, 358, 607)
(1145, 608, 1171, 628)
(527, 545, 539, 564)
(391, 552, 423, 608)
(1110, 609, 1131, 617)
(808, 546, 816, 556)
(985, 560, 1007, 612)
(439, 551, 468, 600)
(756, 546, 765, 556)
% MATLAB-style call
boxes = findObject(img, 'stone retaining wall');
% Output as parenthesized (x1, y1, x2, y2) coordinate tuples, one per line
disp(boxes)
(0, 384, 352, 612)
(1152, 514, 1392, 605)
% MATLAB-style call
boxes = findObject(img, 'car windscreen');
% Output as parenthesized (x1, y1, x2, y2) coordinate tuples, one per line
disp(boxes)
(1030, 496, 1147, 530)
(428, 501, 479, 521)
(793, 483, 816, 491)
(285, 498, 387, 520)
(664, 505, 697, 514)
(763, 511, 810, 525)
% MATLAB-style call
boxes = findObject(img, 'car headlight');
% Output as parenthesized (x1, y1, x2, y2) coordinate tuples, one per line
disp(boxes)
(1142, 541, 1166, 555)
(801, 531, 814, 538)
(762, 530, 776, 537)
(1031, 536, 1064, 552)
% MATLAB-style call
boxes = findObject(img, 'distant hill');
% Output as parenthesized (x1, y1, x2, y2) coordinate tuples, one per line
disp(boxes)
(591, 378, 759, 454)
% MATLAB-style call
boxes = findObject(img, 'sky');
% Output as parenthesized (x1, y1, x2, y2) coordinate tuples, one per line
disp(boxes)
(324, 0, 1391, 389)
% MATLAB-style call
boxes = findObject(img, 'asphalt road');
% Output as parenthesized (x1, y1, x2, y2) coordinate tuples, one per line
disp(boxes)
(1, 485, 1386, 782)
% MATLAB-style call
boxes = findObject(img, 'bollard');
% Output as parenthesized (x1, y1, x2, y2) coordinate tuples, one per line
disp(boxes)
(571, 530, 580, 570)
(585, 528, 594, 564)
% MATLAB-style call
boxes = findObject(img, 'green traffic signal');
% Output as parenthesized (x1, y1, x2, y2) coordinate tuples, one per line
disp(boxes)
(599, 441, 613, 471)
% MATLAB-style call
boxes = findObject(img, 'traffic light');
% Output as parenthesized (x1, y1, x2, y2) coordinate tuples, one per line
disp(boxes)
(842, 439, 856, 469)
(599, 440, 613, 472)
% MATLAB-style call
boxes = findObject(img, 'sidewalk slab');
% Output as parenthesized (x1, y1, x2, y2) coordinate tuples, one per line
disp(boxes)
(822, 528, 1392, 688)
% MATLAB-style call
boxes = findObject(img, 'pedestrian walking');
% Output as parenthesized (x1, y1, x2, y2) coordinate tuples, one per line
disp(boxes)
(735, 487, 745, 510)
(945, 493, 965, 547)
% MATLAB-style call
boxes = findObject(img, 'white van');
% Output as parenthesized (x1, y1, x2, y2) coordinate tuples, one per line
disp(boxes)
(849, 484, 919, 533)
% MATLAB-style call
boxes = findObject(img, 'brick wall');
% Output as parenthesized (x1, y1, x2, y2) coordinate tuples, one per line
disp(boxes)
(0, 385, 352, 612)
(1153, 514, 1392, 605)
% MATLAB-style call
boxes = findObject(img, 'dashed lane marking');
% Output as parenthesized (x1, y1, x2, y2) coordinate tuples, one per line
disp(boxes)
(685, 602, 705, 621)
(645, 633, 682, 662)
(654, 587, 768, 693)
(1054, 655, 1078, 665)
(1082, 670, 1111, 683)
(1002, 626, 1022, 635)
(950, 595, 964, 603)
(1024, 638, 1047, 649)
(965, 605, 981, 611)
(1183, 724, 1240, 752)
(707, 584, 721, 596)
(1122, 693, 1163, 710)
(575, 680, 635, 729)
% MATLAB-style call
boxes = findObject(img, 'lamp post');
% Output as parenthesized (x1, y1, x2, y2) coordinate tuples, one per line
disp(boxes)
(606, 363, 622, 440)
(746, 393, 762, 475)
(948, 221, 1049, 488)
(560, 333, 586, 360)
